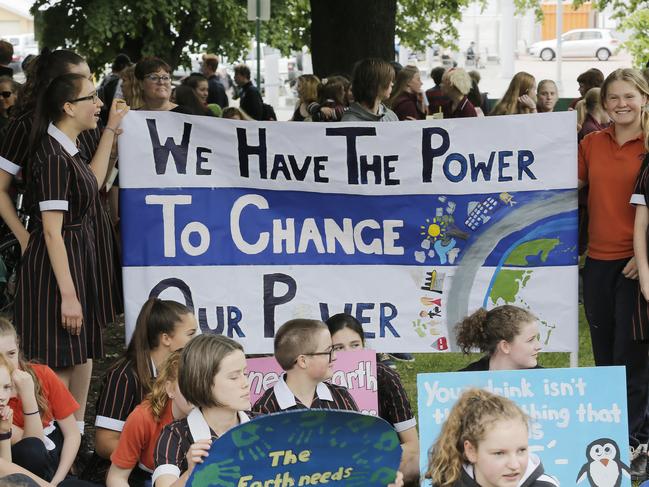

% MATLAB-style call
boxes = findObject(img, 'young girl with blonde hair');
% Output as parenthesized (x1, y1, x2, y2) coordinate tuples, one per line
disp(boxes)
(0, 318, 81, 484)
(427, 388, 558, 487)
(490, 72, 537, 115)
(579, 68, 649, 473)
(107, 351, 193, 487)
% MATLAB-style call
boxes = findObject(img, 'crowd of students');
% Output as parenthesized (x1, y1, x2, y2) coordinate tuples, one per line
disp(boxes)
(0, 40, 648, 486)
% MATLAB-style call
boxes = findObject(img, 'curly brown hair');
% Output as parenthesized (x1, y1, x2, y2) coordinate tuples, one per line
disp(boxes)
(455, 305, 536, 356)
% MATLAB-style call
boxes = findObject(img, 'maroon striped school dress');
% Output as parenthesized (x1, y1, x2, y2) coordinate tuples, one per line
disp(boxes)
(632, 156, 649, 343)
(13, 123, 102, 367)
(0, 111, 123, 328)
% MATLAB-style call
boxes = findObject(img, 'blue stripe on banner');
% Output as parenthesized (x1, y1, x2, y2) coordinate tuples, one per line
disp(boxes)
(121, 187, 577, 267)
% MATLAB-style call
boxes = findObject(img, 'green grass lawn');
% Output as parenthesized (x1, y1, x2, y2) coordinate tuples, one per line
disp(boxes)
(393, 304, 649, 485)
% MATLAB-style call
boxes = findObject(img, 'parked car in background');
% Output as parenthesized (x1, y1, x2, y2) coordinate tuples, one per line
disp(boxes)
(529, 29, 620, 61)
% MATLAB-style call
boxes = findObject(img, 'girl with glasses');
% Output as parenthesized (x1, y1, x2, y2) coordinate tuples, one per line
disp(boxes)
(14, 73, 128, 465)
(0, 50, 125, 441)
(134, 57, 192, 114)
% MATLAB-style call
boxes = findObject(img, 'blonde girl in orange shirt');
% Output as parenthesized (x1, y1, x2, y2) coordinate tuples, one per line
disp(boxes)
(578, 68, 649, 478)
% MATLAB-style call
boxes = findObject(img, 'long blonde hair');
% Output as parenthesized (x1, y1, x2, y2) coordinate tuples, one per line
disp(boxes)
(426, 388, 528, 486)
(491, 72, 536, 115)
(387, 65, 419, 108)
(0, 318, 49, 417)
(600, 68, 649, 150)
(148, 350, 182, 421)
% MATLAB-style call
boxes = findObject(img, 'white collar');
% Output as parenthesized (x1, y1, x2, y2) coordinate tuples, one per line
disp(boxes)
(274, 374, 334, 410)
(150, 358, 157, 378)
(186, 407, 250, 441)
(47, 123, 79, 156)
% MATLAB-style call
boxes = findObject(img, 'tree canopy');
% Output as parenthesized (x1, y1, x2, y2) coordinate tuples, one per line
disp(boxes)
(31, 0, 648, 73)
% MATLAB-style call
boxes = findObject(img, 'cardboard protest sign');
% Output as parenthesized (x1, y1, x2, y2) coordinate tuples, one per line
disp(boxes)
(187, 409, 401, 487)
(247, 350, 378, 415)
(119, 112, 577, 353)
(417, 367, 630, 487)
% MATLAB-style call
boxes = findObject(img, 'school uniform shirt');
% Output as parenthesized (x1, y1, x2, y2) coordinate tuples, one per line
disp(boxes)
(0, 111, 123, 324)
(251, 374, 359, 414)
(445, 454, 559, 487)
(111, 399, 174, 473)
(152, 408, 251, 484)
(443, 96, 478, 119)
(9, 364, 79, 429)
(579, 126, 645, 261)
(95, 359, 156, 432)
(376, 362, 416, 433)
(14, 123, 103, 368)
(458, 356, 544, 372)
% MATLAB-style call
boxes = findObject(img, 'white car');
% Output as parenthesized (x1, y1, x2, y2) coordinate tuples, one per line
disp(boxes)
(529, 29, 620, 61)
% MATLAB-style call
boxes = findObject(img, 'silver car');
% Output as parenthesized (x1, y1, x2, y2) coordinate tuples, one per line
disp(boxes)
(529, 29, 620, 61)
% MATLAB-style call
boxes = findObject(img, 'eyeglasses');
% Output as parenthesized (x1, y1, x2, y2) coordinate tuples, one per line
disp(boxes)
(145, 74, 171, 84)
(294, 348, 335, 364)
(68, 93, 99, 104)
(0, 91, 12, 99)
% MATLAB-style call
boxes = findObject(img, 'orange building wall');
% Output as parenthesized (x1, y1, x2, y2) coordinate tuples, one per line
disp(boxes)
(541, 2, 594, 40)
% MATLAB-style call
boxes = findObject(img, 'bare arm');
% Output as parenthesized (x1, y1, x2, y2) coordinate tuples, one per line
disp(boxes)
(0, 171, 28, 251)
(49, 415, 80, 485)
(635, 205, 649, 297)
(397, 428, 420, 485)
(88, 100, 129, 187)
(42, 211, 83, 336)
(0, 406, 12, 462)
(12, 370, 44, 441)
(95, 427, 122, 459)
(107, 464, 134, 487)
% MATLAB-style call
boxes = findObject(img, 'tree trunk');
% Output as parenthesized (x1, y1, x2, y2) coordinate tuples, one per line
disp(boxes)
(310, 0, 396, 78)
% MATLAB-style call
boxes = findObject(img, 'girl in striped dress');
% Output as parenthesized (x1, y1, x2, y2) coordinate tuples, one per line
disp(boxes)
(14, 73, 128, 439)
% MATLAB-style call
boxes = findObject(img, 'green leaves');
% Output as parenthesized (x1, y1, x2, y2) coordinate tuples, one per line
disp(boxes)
(31, 0, 254, 71)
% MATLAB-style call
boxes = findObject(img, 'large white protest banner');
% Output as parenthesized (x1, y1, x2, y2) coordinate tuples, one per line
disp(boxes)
(119, 112, 578, 353)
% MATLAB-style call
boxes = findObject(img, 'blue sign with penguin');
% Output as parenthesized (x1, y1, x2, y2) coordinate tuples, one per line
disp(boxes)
(187, 409, 402, 487)
(418, 367, 630, 487)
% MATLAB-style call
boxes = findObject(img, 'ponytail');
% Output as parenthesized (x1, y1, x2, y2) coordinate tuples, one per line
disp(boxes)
(15, 48, 85, 116)
(454, 305, 536, 355)
(426, 388, 528, 486)
(112, 298, 192, 395)
(26, 73, 87, 213)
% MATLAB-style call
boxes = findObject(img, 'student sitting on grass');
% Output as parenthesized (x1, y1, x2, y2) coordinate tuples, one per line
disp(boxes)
(455, 305, 542, 371)
(152, 334, 252, 487)
(252, 319, 358, 413)
(326, 313, 419, 485)
(107, 351, 193, 487)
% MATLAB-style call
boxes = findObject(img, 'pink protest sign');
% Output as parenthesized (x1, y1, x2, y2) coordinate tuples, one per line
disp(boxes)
(247, 350, 379, 415)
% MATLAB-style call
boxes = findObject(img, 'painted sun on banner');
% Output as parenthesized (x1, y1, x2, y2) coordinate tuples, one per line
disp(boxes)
(119, 111, 578, 353)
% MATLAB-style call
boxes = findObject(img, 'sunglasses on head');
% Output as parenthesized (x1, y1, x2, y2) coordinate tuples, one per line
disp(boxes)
(0, 92, 12, 99)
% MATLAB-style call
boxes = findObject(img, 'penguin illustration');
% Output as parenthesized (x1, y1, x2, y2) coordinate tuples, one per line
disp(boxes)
(576, 438, 630, 487)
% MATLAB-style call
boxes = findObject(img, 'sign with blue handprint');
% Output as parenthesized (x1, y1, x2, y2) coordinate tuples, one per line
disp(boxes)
(187, 409, 402, 487)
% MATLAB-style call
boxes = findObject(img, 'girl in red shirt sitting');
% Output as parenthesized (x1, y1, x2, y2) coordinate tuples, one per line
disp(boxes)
(0, 318, 80, 485)
(107, 351, 193, 487)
